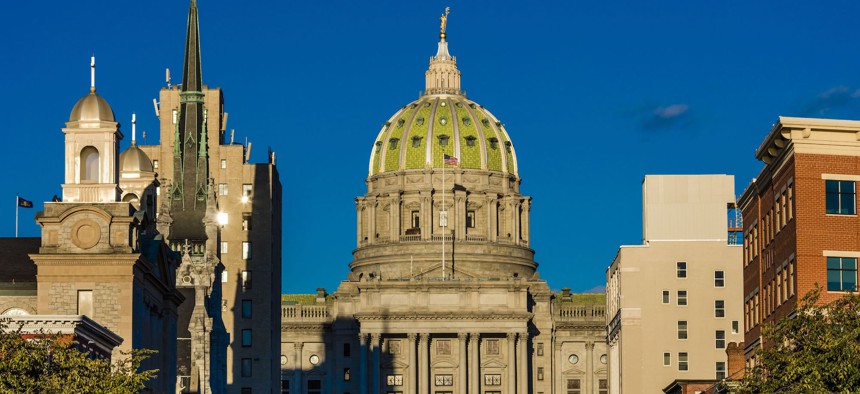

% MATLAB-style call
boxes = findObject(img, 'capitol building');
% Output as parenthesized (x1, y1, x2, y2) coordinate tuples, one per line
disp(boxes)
(280, 10, 607, 394)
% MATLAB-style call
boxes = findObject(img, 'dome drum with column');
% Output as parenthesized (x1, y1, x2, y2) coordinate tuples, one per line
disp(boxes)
(353, 27, 534, 281)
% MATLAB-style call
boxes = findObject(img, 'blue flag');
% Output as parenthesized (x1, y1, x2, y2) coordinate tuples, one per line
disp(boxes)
(17, 196, 33, 208)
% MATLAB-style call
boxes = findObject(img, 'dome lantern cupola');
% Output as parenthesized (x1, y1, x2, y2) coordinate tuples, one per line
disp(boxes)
(425, 7, 461, 96)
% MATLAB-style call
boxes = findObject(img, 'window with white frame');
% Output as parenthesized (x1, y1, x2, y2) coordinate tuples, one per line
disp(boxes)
(715, 270, 725, 287)
(677, 261, 687, 278)
(716, 330, 725, 349)
(678, 321, 688, 339)
(678, 352, 688, 371)
(677, 290, 687, 306)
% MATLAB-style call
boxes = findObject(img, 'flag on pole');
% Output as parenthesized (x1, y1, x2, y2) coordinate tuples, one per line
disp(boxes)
(17, 196, 33, 208)
(443, 154, 459, 166)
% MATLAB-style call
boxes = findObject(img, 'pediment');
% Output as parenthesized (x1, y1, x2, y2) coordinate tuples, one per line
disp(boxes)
(414, 263, 478, 279)
(382, 359, 410, 369)
(562, 366, 585, 375)
(481, 359, 507, 369)
(430, 359, 457, 368)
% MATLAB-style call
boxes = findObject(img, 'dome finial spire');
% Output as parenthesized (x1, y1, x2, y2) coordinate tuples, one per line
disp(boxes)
(131, 113, 137, 146)
(90, 55, 96, 92)
(439, 6, 450, 40)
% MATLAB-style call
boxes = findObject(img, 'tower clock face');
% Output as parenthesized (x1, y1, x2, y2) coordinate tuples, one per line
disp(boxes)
(309, 355, 320, 365)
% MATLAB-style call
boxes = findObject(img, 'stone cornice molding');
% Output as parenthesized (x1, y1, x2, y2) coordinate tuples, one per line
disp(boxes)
(354, 312, 533, 322)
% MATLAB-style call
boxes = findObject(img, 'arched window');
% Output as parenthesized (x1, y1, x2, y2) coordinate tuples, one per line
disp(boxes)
(80, 146, 99, 182)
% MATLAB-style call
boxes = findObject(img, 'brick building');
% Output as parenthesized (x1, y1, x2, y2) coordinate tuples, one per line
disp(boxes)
(738, 116, 860, 364)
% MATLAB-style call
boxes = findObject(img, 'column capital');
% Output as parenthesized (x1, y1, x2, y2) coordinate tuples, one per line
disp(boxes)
(457, 332, 467, 341)
(418, 332, 429, 343)
(370, 333, 382, 345)
(506, 332, 516, 340)
(469, 332, 481, 340)
(407, 332, 418, 341)
(358, 332, 368, 344)
(294, 342, 304, 351)
(586, 341, 595, 350)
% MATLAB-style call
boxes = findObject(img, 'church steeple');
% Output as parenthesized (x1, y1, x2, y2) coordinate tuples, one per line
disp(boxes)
(425, 7, 461, 96)
(170, 0, 210, 241)
(181, 0, 203, 94)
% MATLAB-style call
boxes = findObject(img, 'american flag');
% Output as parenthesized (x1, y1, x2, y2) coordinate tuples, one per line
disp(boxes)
(443, 154, 459, 166)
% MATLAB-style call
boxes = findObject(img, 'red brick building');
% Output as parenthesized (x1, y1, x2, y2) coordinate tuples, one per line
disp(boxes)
(738, 116, 860, 364)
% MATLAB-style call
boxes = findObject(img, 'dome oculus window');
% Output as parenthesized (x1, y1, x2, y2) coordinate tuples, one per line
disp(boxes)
(423, 102, 431, 107)
(438, 134, 450, 147)
(455, 102, 463, 107)
(388, 138, 399, 150)
(411, 136, 423, 148)
(440, 101, 447, 107)
(439, 116, 448, 126)
(465, 135, 477, 147)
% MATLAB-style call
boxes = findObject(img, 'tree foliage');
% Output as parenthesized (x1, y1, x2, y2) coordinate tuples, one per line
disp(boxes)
(0, 321, 156, 393)
(738, 287, 860, 393)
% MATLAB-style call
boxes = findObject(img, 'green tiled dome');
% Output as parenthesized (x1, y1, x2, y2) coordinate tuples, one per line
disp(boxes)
(369, 96, 518, 177)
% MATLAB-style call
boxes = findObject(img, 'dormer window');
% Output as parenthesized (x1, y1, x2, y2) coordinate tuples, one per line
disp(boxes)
(424, 102, 431, 107)
(438, 135, 450, 147)
(505, 141, 512, 153)
(397, 118, 405, 128)
(412, 136, 423, 148)
(389, 138, 399, 150)
(375, 141, 382, 152)
(455, 102, 463, 108)
(488, 137, 499, 150)
(481, 118, 490, 128)
(465, 136, 477, 147)
(416, 117, 425, 126)
(462, 117, 471, 126)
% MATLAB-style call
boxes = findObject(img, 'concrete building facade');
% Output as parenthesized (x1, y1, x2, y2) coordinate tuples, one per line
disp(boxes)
(606, 175, 743, 393)
(279, 11, 608, 394)
(738, 116, 860, 365)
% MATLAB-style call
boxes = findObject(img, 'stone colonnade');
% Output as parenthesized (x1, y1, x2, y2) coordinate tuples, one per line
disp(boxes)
(355, 331, 529, 394)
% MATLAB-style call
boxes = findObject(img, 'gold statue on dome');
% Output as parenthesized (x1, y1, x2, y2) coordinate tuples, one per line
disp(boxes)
(440, 7, 451, 37)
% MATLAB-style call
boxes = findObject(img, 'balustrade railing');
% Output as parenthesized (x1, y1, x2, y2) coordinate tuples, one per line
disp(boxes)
(282, 304, 331, 322)
(556, 304, 605, 321)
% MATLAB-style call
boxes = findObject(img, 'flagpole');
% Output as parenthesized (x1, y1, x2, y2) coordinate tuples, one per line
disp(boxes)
(15, 194, 19, 238)
(442, 156, 445, 281)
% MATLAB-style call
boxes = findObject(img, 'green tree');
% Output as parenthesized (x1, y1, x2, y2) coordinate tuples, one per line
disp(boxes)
(0, 322, 157, 393)
(738, 287, 860, 393)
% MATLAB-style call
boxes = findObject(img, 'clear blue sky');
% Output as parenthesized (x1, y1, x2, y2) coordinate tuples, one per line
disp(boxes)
(3, 1, 860, 294)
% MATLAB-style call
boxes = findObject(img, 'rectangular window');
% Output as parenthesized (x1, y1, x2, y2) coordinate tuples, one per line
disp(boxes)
(732, 320, 739, 334)
(153, 160, 158, 169)
(536, 342, 544, 356)
(242, 300, 252, 319)
(826, 180, 856, 214)
(662, 290, 670, 304)
(466, 210, 476, 228)
(678, 352, 688, 371)
(77, 290, 94, 317)
(241, 358, 252, 377)
(344, 368, 350, 381)
(788, 182, 794, 220)
(436, 340, 451, 355)
(716, 361, 727, 380)
(663, 352, 671, 366)
(789, 258, 796, 297)
(387, 375, 404, 386)
(243, 183, 252, 197)
(242, 241, 252, 259)
(678, 321, 688, 339)
(537, 367, 544, 380)
(599, 379, 608, 394)
(221, 159, 227, 169)
(715, 270, 725, 287)
(307, 380, 321, 394)
(218, 183, 229, 196)
(344, 343, 351, 357)
(221, 270, 229, 283)
(566, 379, 581, 394)
(715, 300, 725, 317)
(411, 211, 420, 229)
(677, 261, 687, 278)
(486, 339, 500, 355)
(243, 214, 252, 231)
(388, 340, 401, 355)
(716, 330, 725, 349)
(241, 388, 251, 394)
(220, 241, 228, 254)
(281, 379, 290, 394)
(484, 374, 501, 386)
(242, 270, 252, 290)
(242, 329, 252, 347)
(827, 256, 858, 291)
(677, 290, 687, 306)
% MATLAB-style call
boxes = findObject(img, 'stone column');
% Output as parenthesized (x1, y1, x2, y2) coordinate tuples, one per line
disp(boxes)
(488, 197, 497, 242)
(586, 341, 595, 393)
(522, 199, 531, 245)
(356, 200, 363, 246)
(408, 333, 418, 394)
(507, 333, 516, 393)
(391, 194, 401, 241)
(419, 333, 429, 394)
(368, 198, 377, 245)
(517, 332, 528, 394)
(458, 333, 467, 394)
(469, 333, 480, 394)
(420, 192, 431, 241)
(455, 194, 466, 241)
(371, 334, 381, 394)
(358, 333, 368, 394)
(294, 342, 303, 394)
(554, 340, 563, 394)
(513, 200, 522, 245)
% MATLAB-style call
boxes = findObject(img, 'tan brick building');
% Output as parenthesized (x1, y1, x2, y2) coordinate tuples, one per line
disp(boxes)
(739, 116, 860, 364)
